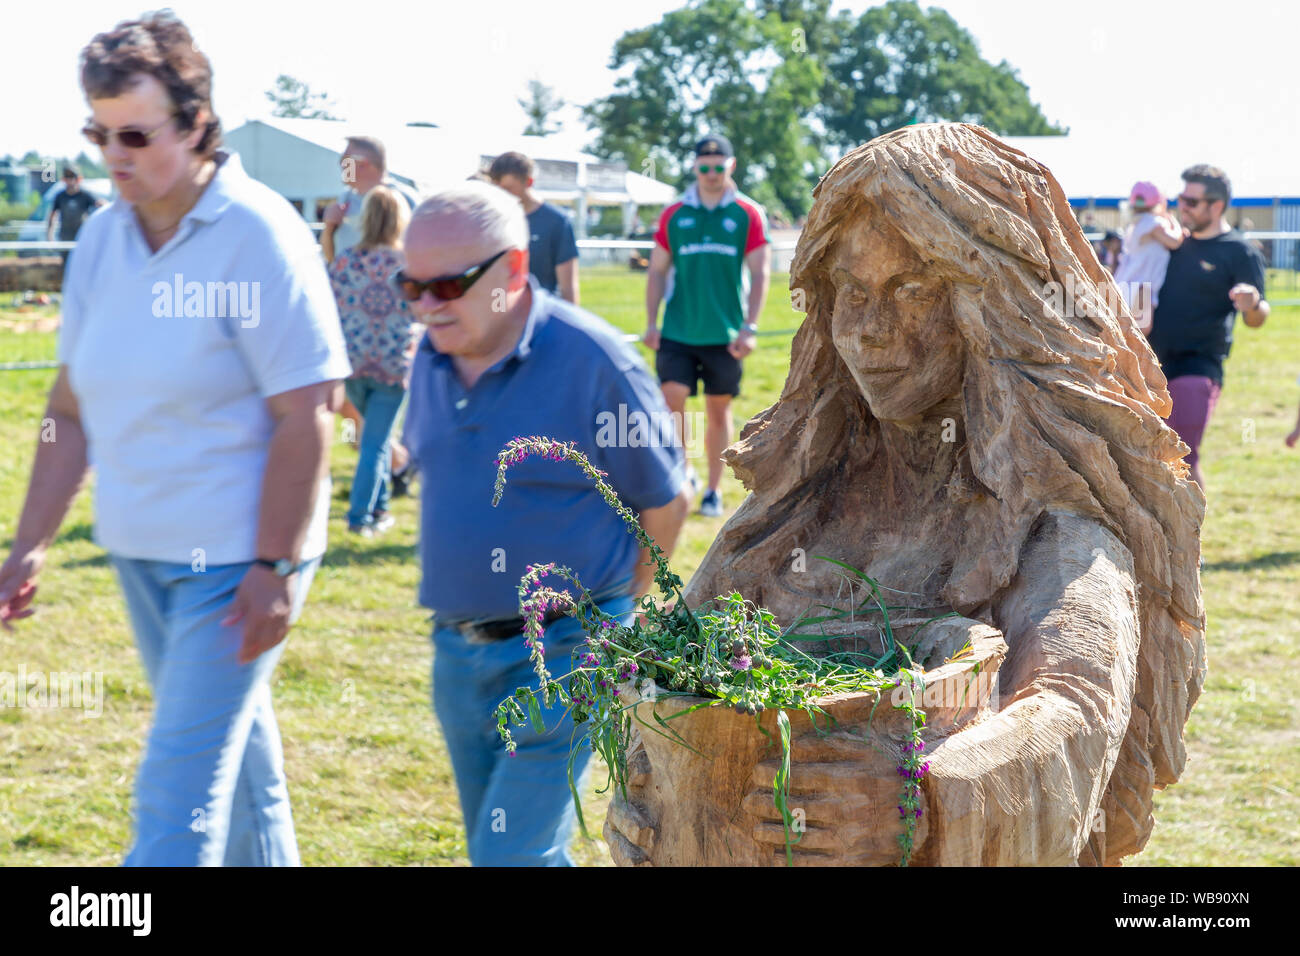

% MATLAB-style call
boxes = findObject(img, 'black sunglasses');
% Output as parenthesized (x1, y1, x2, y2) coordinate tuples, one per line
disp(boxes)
(390, 249, 510, 302)
(81, 113, 178, 149)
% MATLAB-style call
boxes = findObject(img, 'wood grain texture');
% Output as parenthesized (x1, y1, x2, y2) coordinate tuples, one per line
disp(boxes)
(606, 123, 1205, 867)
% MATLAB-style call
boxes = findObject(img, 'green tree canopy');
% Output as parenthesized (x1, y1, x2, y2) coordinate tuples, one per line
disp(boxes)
(584, 0, 1064, 222)
(265, 74, 343, 121)
(520, 79, 566, 137)
(821, 1, 1064, 144)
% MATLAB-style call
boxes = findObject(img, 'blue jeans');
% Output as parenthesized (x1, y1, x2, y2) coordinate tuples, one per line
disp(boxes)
(344, 376, 407, 527)
(431, 594, 635, 866)
(110, 555, 320, 866)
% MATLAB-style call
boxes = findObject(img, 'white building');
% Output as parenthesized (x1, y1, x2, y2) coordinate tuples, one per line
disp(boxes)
(223, 116, 676, 237)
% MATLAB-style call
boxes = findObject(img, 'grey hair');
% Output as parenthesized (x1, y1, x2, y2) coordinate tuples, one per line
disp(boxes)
(410, 180, 529, 252)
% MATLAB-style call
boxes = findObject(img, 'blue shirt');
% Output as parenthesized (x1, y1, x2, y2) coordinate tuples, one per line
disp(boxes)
(526, 203, 578, 294)
(402, 279, 686, 622)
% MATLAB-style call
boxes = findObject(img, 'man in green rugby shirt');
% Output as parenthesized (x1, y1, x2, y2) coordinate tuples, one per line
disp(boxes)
(644, 134, 771, 517)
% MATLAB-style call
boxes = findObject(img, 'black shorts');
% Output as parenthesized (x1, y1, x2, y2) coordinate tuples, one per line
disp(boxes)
(655, 337, 742, 397)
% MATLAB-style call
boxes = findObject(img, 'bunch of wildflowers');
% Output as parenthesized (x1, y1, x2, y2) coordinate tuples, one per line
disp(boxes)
(490, 436, 936, 865)
(892, 670, 930, 865)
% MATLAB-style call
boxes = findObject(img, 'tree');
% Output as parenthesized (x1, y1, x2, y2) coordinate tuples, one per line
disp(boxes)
(821, 1, 1065, 147)
(584, 0, 824, 222)
(265, 74, 343, 121)
(520, 79, 566, 137)
(73, 152, 108, 179)
(584, 0, 1065, 222)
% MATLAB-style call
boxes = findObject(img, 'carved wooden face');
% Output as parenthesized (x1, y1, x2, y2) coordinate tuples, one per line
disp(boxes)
(828, 212, 965, 422)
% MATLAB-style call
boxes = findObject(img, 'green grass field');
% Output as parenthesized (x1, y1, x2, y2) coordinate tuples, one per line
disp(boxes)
(0, 266, 1296, 866)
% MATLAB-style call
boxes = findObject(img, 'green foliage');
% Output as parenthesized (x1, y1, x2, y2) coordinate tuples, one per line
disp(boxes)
(490, 436, 941, 865)
(584, 0, 1064, 222)
(72, 152, 108, 180)
(265, 74, 343, 121)
(822, 1, 1065, 144)
(519, 79, 566, 137)
(0, 193, 39, 224)
(584, 0, 825, 223)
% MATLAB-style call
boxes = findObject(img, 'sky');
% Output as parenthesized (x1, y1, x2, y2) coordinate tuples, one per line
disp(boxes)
(2, 0, 1297, 179)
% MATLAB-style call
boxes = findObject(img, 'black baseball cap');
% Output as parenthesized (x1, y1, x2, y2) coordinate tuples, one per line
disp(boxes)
(694, 134, 733, 158)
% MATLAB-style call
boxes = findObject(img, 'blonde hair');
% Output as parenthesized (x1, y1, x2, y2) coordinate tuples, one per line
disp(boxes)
(356, 186, 407, 252)
(700, 123, 1206, 863)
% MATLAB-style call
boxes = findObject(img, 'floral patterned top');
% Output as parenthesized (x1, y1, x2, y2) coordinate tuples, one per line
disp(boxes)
(329, 245, 421, 388)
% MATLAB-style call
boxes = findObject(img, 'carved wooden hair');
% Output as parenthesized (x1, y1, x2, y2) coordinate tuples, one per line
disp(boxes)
(722, 123, 1206, 861)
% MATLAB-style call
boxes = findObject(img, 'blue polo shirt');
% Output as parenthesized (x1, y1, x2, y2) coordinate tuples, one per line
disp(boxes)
(402, 279, 686, 622)
(526, 202, 578, 294)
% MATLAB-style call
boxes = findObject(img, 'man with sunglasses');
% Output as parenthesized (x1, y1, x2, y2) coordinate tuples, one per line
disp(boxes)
(396, 181, 691, 866)
(1147, 165, 1269, 490)
(645, 134, 771, 517)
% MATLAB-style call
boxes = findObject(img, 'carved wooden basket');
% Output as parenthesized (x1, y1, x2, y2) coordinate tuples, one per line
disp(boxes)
(616, 616, 1007, 866)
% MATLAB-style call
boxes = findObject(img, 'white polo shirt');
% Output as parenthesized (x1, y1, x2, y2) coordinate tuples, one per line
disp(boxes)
(58, 150, 352, 566)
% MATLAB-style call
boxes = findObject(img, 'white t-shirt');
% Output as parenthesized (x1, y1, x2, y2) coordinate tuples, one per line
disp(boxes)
(58, 150, 353, 565)
(1114, 212, 1178, 309)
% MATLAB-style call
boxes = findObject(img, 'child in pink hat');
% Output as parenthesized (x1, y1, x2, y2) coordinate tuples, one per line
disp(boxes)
(1114, 181, 1184, 332)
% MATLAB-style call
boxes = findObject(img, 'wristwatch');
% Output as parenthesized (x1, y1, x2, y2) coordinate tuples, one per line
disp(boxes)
(742, 322, 759, 334)
(254, 557, 301, 577)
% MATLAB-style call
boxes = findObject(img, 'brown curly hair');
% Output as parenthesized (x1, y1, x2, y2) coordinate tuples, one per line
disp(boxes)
(80, 10, 221, 159)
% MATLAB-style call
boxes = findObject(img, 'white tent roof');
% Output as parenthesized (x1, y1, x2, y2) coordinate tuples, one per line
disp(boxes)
(1002, 132, 1299, 201)
(231, 116, 481, 194)
(625, 170, 677, 206)
(228, 115, 676, 205)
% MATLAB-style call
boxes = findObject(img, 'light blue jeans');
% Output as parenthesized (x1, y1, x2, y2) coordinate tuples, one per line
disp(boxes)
(431, 594, 636, 866)
(344, 376, 407, 528)
(110, 555, 320, 866)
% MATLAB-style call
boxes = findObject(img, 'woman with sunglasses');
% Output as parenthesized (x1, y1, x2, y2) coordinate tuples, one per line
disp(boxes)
(0, 12, 351, 865)
(328, 186, 421, 536)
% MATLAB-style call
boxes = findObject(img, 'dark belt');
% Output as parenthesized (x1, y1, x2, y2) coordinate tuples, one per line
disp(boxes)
(452, 607, 569, 644)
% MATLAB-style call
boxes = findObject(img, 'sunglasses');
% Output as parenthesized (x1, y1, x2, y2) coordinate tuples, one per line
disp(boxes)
(390, 249, 510, 302)
(1176, 194, 1219, 209)
(82, 113, 178, 149)
(697, 163, 727, 174)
